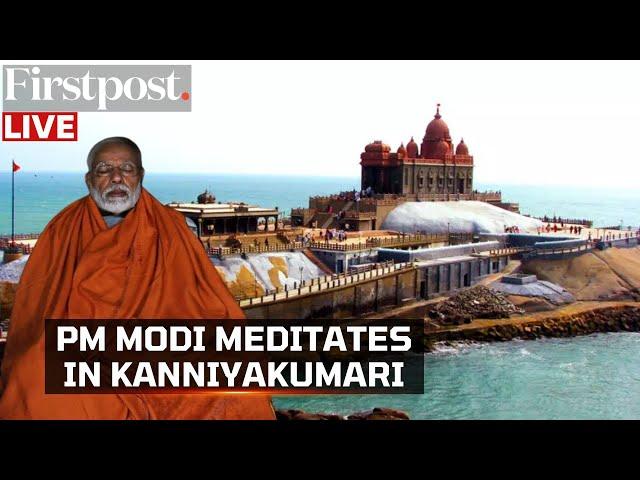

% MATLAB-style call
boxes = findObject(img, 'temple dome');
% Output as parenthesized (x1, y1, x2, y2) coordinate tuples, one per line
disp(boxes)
(424, 104, 451, 142)
(364, 140, 391, 153)
(432, 139, 450, 157)
(406, 137, 419, 157)
(397, 143, 407, 156)
(455, 138, 469, 155)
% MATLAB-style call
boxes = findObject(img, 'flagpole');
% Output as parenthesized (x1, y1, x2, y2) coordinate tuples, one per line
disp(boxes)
(11, 158, 15, 243)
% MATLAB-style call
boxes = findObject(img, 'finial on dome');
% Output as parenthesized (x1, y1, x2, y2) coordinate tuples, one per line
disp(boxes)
(435, 103, 441, 119)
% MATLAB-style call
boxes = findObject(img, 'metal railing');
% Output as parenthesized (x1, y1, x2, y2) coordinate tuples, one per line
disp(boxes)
(523, 243, 594, 258)
(238, 260, 414, 307)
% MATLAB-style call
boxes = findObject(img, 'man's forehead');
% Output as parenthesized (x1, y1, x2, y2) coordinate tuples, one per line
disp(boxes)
(93, 145, 138, 164)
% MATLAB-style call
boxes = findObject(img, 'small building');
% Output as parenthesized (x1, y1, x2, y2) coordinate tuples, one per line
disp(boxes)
(167, 190, 280, 237)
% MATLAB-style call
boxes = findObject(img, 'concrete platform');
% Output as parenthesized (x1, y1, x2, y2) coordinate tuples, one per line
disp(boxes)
(501, 273, 537, 285)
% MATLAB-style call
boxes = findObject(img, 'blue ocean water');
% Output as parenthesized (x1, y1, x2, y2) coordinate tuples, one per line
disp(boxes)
(0, 172, 360, 235)
(1, 172, 639, 235)
(275, 333, 640, 420)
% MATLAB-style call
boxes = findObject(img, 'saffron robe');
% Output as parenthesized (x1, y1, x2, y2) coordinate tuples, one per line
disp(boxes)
(0, 188, 275, 420)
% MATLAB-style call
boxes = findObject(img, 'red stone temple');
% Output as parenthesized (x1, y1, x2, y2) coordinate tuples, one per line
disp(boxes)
(361, 104, 474, 196)
(292, 105, 519, 231)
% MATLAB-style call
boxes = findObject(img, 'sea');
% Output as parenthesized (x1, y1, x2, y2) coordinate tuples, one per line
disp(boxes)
(276, 334, 640, 420)
(1, 172, 639, 234)
(1, 171, 640, 419)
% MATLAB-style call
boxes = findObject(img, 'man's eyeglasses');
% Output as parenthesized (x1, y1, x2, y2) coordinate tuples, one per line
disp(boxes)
(92, 162, 140, 177)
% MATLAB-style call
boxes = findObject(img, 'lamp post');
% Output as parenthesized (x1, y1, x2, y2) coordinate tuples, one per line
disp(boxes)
(299, 266, 304, 284)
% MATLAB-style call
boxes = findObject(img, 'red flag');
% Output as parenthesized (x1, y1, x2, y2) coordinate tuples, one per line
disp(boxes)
(12, 160, 20, 173)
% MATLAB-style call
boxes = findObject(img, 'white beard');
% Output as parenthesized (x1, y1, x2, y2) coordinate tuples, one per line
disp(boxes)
(90, 182, 141, 214)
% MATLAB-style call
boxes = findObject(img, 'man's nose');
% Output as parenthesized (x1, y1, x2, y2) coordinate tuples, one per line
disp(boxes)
(110, 169, 123, 183)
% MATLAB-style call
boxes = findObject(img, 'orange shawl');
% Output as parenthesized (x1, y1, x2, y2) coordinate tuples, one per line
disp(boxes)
(0, 188, 275, 420)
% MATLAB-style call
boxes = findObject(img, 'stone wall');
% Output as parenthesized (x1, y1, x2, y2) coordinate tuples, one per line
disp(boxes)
(378, 241, 499, 263)
(243, 269, 417, 320)
(417, 255, 508, 299)
(244, 254, 512, 319)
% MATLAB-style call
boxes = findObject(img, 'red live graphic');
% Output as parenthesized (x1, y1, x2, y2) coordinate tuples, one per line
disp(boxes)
(2, 112, 78, 141)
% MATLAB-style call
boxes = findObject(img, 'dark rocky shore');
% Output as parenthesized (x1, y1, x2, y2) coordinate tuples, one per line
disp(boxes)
(425, 304, 640, 349)
(276, 407, 409, 420)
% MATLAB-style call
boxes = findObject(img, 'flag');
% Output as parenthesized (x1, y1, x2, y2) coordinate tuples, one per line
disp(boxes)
(13, 160, 21, 173)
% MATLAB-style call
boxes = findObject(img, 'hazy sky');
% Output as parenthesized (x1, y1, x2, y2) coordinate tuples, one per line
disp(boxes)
(2, 60, 639, 188)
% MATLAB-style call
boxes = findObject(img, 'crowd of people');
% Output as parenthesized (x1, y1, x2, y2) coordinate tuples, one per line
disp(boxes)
(536, 224, 583, 235)
(320, 228, 349, 242)
(294, 231, 316, 246)
(320, 187, 375, 211)
(539, 215, 591, 226)
(536, 223, 640, 241)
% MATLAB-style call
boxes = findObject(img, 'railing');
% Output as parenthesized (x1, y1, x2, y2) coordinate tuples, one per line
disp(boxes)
(0, 233, 40, 241)
(308, 233, 469, 252)
(237, 260, 414, 306)
(0, 240, 33, 255)
(598, 232, 640, 241)
(304, 190, 503, 211)
(524, 243, 593, 258)
(534, 216, 593, 227)
(487, 247, 525, 256)
(207, 242, 306, 257)
(342, 210, 377, 220)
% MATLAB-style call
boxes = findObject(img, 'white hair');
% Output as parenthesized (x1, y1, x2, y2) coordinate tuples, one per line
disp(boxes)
(90, 182, 142, 214)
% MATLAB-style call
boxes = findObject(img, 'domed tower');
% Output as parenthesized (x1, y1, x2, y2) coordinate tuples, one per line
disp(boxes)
(406, 137, 419, 158)
(455, 138, 469, 155)
(397, 142, 407, 159)
(360, 140, 398, 194)
(364, 140, 391, 154)
(421, 104, 453, 158)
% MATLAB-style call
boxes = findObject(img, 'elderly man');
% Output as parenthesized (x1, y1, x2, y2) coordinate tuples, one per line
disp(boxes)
(0, 137, 275, 420)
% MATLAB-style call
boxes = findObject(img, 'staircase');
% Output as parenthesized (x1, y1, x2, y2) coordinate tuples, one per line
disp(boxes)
(321, 213, 336, 229)
(313, 201, 355, 230)
(302, 248, 334, 274)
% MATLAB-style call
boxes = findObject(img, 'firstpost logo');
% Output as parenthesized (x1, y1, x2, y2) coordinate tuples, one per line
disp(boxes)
(2, 64, 191, 141)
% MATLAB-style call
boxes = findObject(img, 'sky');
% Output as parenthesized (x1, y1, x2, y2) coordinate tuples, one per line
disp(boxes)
(1, 60, 639, 188)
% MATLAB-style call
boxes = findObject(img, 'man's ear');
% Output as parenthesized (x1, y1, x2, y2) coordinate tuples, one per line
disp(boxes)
(85, 172, 91, 188)
(139, 168, 145, 184)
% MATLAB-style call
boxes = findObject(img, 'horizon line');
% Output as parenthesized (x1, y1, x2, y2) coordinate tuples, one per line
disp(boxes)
(0, 170, 638, 190)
